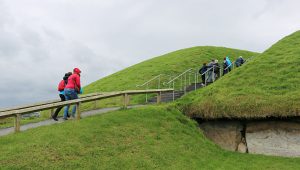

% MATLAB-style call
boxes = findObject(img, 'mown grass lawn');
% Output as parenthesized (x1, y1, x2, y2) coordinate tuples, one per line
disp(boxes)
(0, 106, 299, 169)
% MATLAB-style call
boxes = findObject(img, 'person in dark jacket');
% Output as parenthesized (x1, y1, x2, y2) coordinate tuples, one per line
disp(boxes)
(52, 72, 72, 121)
(213, 59, 220, 78)
(199, 63, 208, 84)
(235, 56, 245, 67)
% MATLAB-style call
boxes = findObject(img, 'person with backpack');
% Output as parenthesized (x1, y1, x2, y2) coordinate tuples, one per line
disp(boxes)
(223, 57, 228, 75)
(223, 56, 232, 75)
(64, 68, 82, 120)
(52, 72, 72, 121)
(235, 56, 245, 67)
(213, 59, 220, 78)
(199, 62, 208, 85)
(226, 56, 232, 72)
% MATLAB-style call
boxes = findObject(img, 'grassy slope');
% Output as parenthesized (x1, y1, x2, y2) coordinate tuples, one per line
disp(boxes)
(0, 46, 258, 129)
(0, 106, 299, 169)
(178, 31, 300, 119)
(81, 46, 258, 111)
(85, 46, 258, 93)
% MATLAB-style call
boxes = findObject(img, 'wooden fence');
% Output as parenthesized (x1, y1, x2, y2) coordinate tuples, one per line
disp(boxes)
(0, 89, 173, 133)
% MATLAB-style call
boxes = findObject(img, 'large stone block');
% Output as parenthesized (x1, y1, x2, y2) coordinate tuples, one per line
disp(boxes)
(199, 121, 243, 151)
(246, 121, 300, 157)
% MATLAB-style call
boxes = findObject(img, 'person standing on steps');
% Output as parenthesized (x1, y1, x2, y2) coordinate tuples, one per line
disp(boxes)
(52, 72, 72, 121)
(235, 56, 245, 67)
(206, 60, 214, 83)
(223, 56, 232, 75)
(64, 68, 82, 120)
(223, 57, 228, 75)
(226, 56, 232, 72)
(199, 62, 208, 85)
(213, 59, 220, 79)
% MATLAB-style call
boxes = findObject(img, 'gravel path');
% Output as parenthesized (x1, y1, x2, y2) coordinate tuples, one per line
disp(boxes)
(0, 105, 143, 137)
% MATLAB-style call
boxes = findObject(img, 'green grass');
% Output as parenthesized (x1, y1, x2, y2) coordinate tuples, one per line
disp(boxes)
(0, 46, 258, 129)
(177, 30, 300, 119)
(0, 106, 299, 169)
(0, 110, 53, 129)
(84, 46, 258, 103)
(77, 46, 258, 119)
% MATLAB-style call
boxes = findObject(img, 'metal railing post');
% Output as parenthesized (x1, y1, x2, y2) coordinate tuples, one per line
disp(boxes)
(188, 72, 191, 85)
(158, 75, 161, 89)
(184, 73, 187, 94)
(173, 81, 175, 101)
(194, 71, 197, 90)
(145, 83, 148, 103)
(212, 67, 215, 82)
(181, 75, 183, 91)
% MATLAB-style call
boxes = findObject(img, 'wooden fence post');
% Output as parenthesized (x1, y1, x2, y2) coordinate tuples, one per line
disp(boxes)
(50, 109, 54, 118)
(94, 100, 98, 109)
(157, 91, 162, 104)
(14, 114, 21, 133)
(123, 93, 130, 108)
(76, 102, 81, 120)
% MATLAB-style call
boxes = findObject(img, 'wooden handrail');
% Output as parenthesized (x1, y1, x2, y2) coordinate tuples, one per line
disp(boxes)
(0, 89, 173, 133)
(0, 92, 106, 112)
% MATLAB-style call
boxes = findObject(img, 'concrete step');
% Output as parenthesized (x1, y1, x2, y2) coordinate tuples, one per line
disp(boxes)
(186, 83, 204, 92)
(148, 91, 184, 102)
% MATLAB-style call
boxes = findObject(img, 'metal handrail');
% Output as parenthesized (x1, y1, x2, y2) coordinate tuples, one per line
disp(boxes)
(136, 74, 174, 88)
(224, 63, 232, 71)
(200, 67, 214, 76)
(136, 74, 162, 88)
(165, 68, 194, 85)
(136, 74, 173, 103)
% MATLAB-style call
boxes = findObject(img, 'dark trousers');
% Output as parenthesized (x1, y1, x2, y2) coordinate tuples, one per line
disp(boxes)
(52, 94, 66, 118)
(201, 75, 205, 84)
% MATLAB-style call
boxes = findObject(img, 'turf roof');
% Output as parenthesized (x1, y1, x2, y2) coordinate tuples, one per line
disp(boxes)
(178, 31, 300, 119)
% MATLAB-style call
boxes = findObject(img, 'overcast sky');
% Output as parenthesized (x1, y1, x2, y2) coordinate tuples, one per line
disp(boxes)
(0, 0, 300, 108)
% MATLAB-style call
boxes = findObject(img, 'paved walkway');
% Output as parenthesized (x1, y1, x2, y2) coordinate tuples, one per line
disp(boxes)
(0, 105, 143, 137)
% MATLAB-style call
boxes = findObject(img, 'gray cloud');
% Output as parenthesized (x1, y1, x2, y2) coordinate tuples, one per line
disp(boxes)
(0, 0, 300, 108)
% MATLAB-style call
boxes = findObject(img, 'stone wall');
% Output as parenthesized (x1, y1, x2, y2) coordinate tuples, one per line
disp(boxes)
(199, 120, 300, 157)
(246, 121, 300, 157)
(199, 121, 243, 151)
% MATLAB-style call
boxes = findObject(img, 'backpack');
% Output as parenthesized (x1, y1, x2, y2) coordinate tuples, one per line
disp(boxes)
(58, 80, 65, 91)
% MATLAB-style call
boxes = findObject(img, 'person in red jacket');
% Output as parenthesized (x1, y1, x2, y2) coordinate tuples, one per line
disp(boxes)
(64, 68, 82, 120)
(52, 72, 72, 121)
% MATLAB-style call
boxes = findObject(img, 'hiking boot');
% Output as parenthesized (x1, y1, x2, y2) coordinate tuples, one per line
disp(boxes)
(67, 114, 70, 118)
(52, 116, 58, 121)
(63, 117, 68, 120)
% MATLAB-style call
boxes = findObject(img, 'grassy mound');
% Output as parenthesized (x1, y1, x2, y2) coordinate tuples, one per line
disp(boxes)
(85, 46, 257, 93)
(0, 106, 299, 169)
(178, 31, 300, 119)
(0, 46, 258, 129)
(81, 46, 257, 110)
